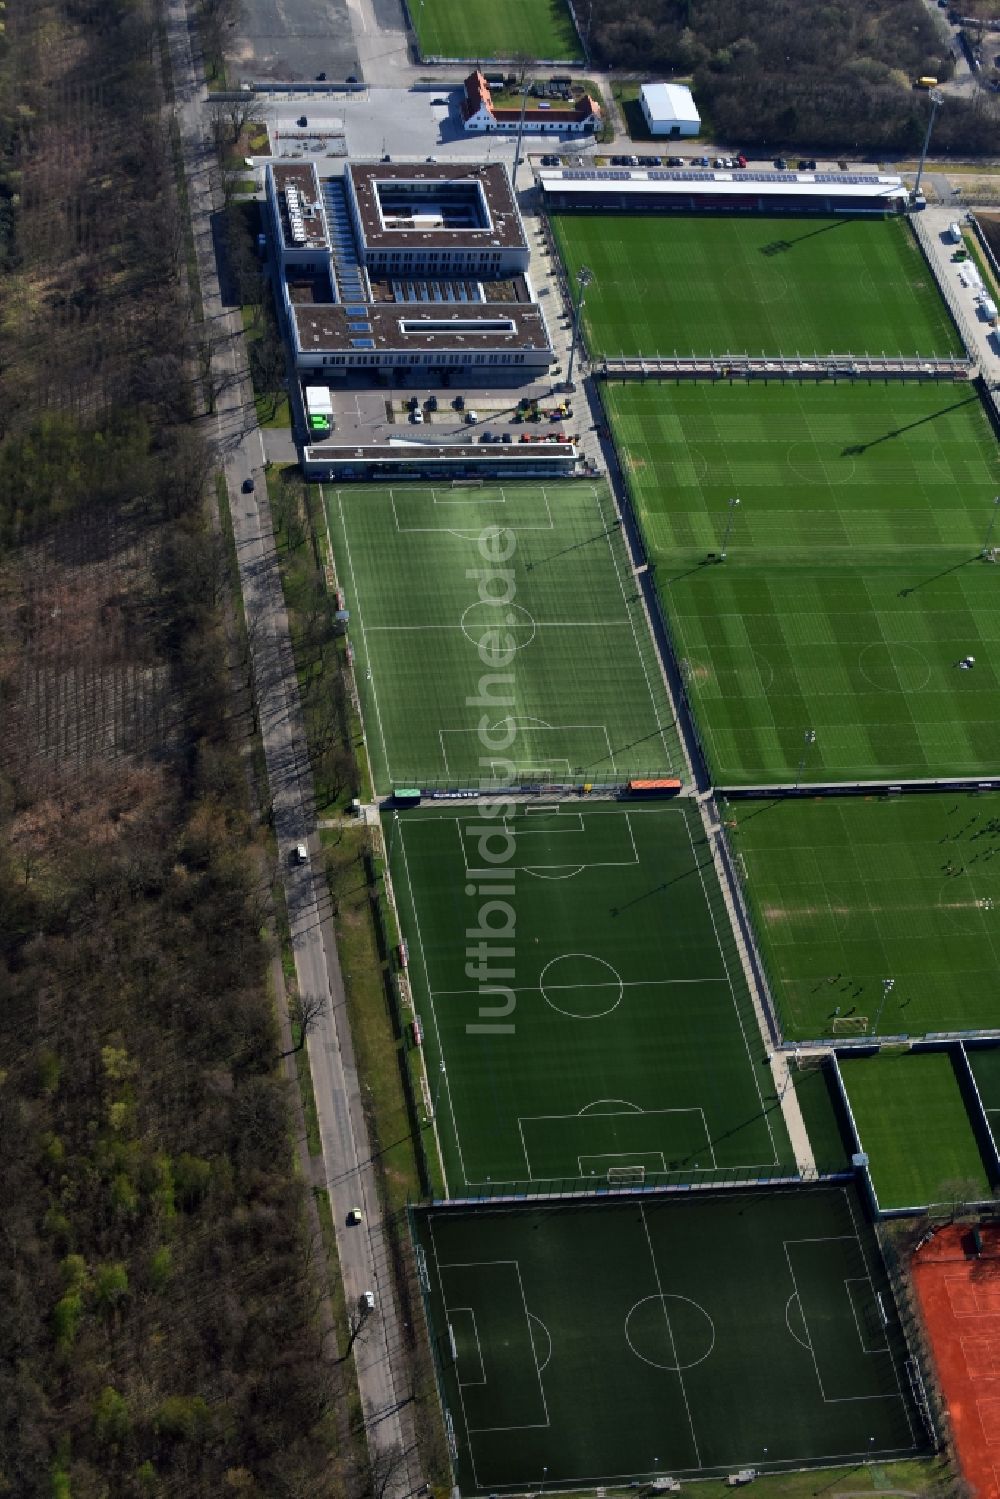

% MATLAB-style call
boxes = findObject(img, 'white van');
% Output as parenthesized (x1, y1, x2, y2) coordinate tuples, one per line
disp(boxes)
(947, 222, 963, 243)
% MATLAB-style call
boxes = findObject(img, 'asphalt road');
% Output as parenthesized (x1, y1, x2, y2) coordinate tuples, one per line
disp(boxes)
(165, 1, 420, 1492)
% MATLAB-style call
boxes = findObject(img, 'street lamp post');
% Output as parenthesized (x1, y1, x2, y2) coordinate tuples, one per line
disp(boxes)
(566, 264, 593, 388)
(913, 87, 944, 204)
(719, 495, 741, 559)
(511, 81, 530, 191)
(795, 729, 817, 788)
(983, 495, 1000, 556)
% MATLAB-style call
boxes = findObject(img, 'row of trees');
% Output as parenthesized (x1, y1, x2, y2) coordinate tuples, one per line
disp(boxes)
(590, 0, 1000, 153)
(0, 1, 348, 1494)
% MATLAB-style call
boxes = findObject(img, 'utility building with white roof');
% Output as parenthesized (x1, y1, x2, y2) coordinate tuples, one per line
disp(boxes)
(640, 83, 701, 137)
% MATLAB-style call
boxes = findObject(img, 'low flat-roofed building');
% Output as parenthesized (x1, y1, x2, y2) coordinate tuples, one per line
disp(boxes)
(345, 160, 529, 274)
(302, 439, 580, 480)
(640, 83, 701, 137)
(264, 159, 552, 376)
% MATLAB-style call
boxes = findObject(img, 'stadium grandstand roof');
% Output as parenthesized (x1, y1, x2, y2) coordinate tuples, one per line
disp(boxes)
(537, 166, 908, 204)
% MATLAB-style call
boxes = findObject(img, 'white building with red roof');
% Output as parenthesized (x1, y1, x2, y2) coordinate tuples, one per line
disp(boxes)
(460, 71, 601, 134)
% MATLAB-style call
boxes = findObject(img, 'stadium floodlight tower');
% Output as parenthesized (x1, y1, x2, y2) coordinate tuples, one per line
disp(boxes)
(872, 978, 895, 1035)
(565, 264, 594, 389)
(983, 494, 1000, 557)
(913, 87, 944, 205)
(795, 728, 817, 789)
(719, 495, 740, 560)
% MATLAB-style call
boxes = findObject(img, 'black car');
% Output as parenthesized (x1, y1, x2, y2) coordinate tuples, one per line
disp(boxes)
(646, 155, 662, 166)
(242, 477, 255, 494)
(316, 71, 327, 80)
(667, 155, 683, 166)
(774, 156, 788, 169)
(297, 115, 308, 127)
(346, 73, 359, 83)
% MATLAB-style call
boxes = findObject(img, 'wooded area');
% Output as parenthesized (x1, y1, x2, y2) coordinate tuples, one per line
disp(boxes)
(590, 0, 1000, 153)
(0, 2, 345, 1494)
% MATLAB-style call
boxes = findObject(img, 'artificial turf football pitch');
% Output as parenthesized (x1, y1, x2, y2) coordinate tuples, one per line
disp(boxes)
(837, 1051, 993, 1211)
(413, 1185, 923, 1492)
(410, 0, 582, 59)
(387, 800, 791, 1193)
(604, 381, 1000, 785)
(325, 483, 681, 794)
(551, 214, 961, 359)
(723, 793, 1000, 1039)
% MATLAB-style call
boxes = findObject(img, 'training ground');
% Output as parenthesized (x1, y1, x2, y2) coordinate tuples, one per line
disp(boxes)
(326, 483, 681, 794)
(723, 793, 1000, 1039)
(551, 214, 961, 360)
(605, 380, 1000, 786)
(386, 800, 791, 1194)
(838, 1051, 993, 1212)
(410, 0, 582, 59)
(413, 1185, 924, 1492)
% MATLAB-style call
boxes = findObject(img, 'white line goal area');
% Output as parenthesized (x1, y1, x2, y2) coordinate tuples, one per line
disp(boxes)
(520, 1107, 717, 1181)
(438, 1259, 550, 1434)
(439, 722, 621, 784)
(784, 1238, 903, 1403)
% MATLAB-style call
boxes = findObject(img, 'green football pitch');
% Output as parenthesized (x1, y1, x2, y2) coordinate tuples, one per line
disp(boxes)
(413, 1185, 922, 1491)
(551, 214, 961, 359)
(604, 381, 1000, 785)
(387, 800, 791, 1192)
(723, 794, 1000, 1040)
(411, 0, 582, 60)
(325, 483, 681, 794)
(968, 1044, 1000, 1137)
(838, 1051, 993, 1210)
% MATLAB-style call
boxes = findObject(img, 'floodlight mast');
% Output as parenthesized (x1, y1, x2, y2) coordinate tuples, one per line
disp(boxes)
(913, 88, 944, 203)
(566, 264, 593, 387)
(719, 495, 740, 559)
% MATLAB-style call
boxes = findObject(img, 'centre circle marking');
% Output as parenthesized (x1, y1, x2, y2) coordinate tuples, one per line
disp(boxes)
(540, 953, 624, 1019)
(461, 600, 536, 651)
(786, 442, 857, 486)
(625, 1294, 716, 1370)
(858, 642, 931, 693)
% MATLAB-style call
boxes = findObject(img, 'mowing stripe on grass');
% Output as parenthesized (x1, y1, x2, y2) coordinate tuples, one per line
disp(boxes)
(605, 381, 1000, 785)
(387, 801, 791, 1192)
(552, 214, 960, 359)
(327, 482, 680, 793)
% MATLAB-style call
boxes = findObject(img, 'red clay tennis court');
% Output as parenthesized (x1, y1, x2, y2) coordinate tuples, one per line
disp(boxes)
(912, 1224, 1000, 1499)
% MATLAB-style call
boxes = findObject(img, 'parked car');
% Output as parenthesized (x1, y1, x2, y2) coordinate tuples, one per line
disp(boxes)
(646, 155, 662, 166)
(410, 408, 424, 423)
(297, 115, 308, 127)
(316, 71, 327, 80)
(346, 73, 359, 83)
(347, 1208, 363, 1225)
(774, 157, 788, 169)
(667, 155, 683, 166)
(465, 410, 478, 424)
(291, 843, 308, 865)
(736, 153, 748, 167)
(361, 1291, 375, 1312)
(697, 155, 710, 167)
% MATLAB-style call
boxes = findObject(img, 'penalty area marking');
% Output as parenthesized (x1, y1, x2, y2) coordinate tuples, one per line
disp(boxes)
(528, 1313, 554, 1374)
(786, 1293, 810, 1350)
